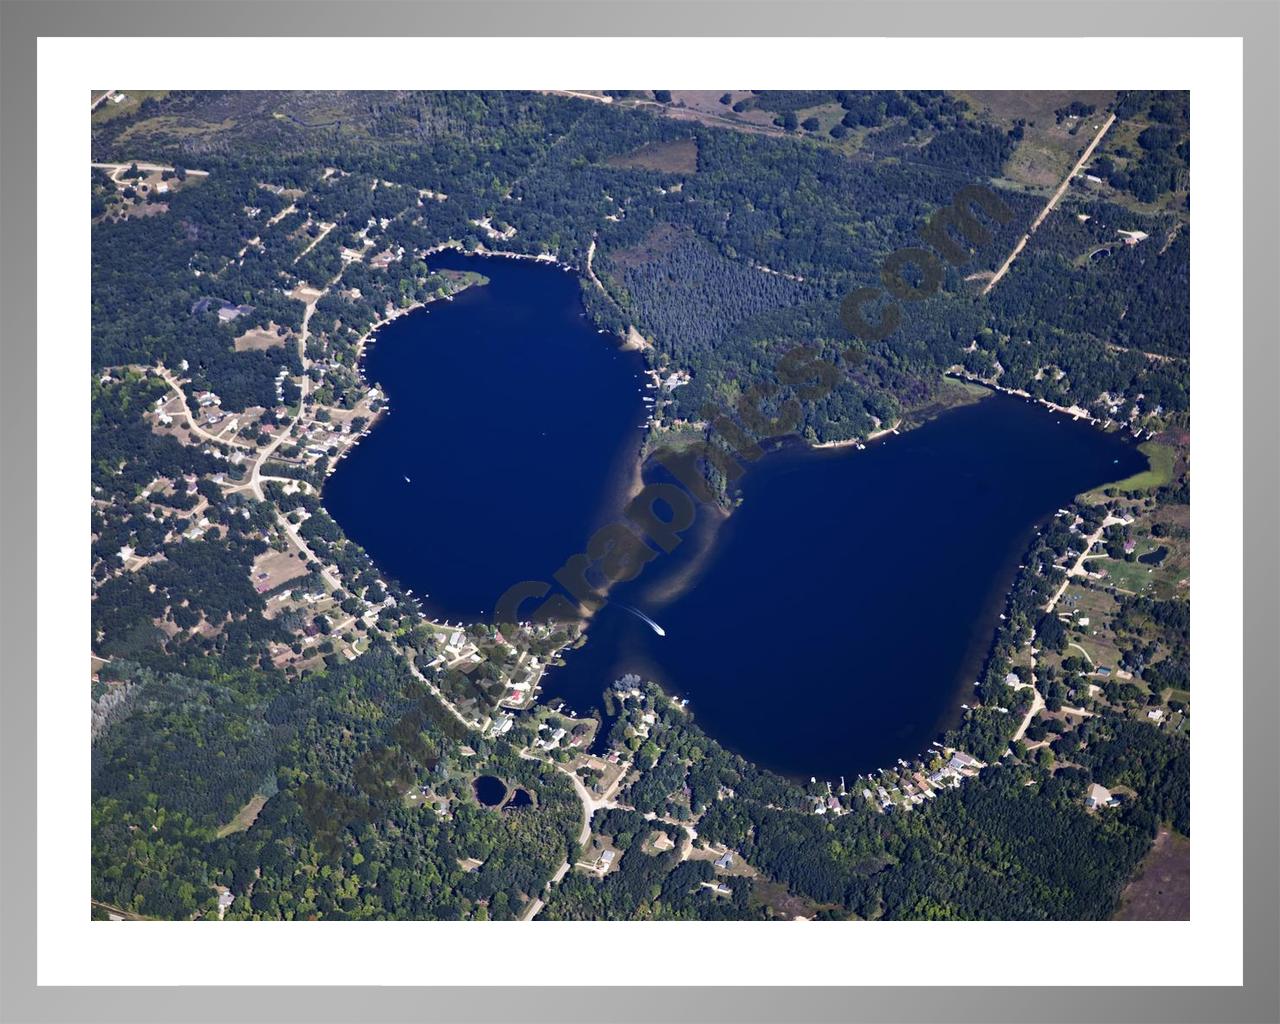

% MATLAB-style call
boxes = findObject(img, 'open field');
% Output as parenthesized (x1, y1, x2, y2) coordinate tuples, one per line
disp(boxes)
(749, 877, 842, 921)
(91, 90, 170, 125)
(957, 91, 1117, 190)
(669, 91, 777, 129)
(251, 548, 308, 594)
(288, 283, 325, 304)
(605, 137, 698, 174)
(215, 793, 268, 838)
(1114, 828, 1190, 920)
(234, 323, 288, 352)
(1091, 103, 1191, 220)
(1097, 554, 1166, 597)
(1094, 441, 1176, 494)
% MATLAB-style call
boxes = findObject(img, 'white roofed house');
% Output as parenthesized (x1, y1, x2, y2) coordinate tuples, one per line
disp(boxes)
(1085, 783, 1118, 810)
(947, 751, 984, 773)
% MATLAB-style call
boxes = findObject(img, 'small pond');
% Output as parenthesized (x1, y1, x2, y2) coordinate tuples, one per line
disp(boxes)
(473, 775, 508, 807)
(505, 788, 534, 810)
(1138, 545, 1169, 565)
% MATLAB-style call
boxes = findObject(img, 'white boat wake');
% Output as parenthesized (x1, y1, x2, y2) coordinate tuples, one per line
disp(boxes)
(620, 604, 666, 637)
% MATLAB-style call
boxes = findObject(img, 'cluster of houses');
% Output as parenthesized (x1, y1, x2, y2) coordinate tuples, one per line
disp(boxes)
(852, 749, 986, 815)
(532, 723, 569, 752)
(298, 419, 356, 461)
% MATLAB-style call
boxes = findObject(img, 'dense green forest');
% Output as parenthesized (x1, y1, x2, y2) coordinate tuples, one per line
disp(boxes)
(90, 89, 1190, 922)
(91, 89, 1186, 437)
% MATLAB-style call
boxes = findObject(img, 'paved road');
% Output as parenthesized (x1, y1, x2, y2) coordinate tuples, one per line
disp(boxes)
(515, 750, 635, 920)
(242, 297, 321, 500)
(156, 367, 253, 450)
(1044, 514, 1126, 613)
(402, 646, 483, 731)
(273, 508, 341, 592)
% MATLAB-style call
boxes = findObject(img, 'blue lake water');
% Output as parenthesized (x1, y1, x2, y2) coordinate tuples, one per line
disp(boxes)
(325, 252, 1146, 781)
(323, 250, 648, 621)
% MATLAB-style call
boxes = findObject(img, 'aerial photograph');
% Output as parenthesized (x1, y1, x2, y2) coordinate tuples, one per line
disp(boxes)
(90, 89, 1190, 923)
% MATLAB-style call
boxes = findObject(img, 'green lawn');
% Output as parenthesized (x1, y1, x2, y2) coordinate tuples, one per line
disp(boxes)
(1093, 441, 1176, 494)
(1098, 556, 1161, 595)
(215, 793, 268, 838)
(92, 90, 170, 125)
(1116, 440, 1172, 491)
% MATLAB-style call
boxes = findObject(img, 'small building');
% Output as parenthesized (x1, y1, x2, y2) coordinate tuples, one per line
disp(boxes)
(1086, 783, 1117, 809)
(217, 303, 254, 323)
(714, 851, 734, 870)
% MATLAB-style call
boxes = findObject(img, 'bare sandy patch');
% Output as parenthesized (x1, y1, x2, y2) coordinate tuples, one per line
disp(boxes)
(251, 548, 308, 594)
(234, 322, 289, 352)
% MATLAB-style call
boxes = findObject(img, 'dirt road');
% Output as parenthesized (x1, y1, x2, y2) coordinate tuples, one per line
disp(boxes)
(92, 161, 209, 178)
(982, 112, 1117, 295)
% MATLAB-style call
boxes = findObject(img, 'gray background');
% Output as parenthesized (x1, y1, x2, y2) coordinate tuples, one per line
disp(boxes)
(1, 1, 1275, 1021)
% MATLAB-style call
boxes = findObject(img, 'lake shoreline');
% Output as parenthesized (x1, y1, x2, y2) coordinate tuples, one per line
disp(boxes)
(325, 249, 1149, 786)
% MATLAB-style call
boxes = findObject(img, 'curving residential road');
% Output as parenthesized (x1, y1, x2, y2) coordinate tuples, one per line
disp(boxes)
(156, 366, 253, 450)
(241, 296, 321, 500)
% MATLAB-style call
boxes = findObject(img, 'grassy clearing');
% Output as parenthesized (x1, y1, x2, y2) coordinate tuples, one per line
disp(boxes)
(642, 422, 708, 459)
(605, 138, 698, 174)
(905, 375, 990, 426)
(234, 324, 287, 352)
(1098, 556, 1162, 595)
(215, 793, 268, 838)
(955, 90, 1116, 189)
(1114, 828, 1189, 921)
(1092, 441, 1175, 495)
(91, 90, 170, 125)
(749, 877, 843, 920)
